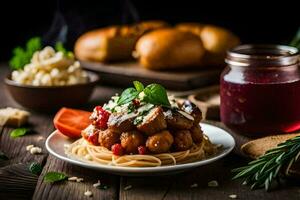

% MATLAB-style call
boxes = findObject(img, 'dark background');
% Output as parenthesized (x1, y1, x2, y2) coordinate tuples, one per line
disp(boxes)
(0, 0, 298, 61)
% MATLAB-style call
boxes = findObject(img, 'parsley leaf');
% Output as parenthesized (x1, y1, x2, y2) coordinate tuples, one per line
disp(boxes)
(29, 162, 42, 175)
(10, 128, 30, 138)
(117, 87, 139, 106)
(44, 172, 68, 183)
(133, 81, 144, 92)
(9, 37, 42, 70)
(143, 84, 170, 107)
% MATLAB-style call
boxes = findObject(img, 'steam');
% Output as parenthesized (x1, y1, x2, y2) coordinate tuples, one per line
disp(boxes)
(42, 10, 68, 46)
(122, 0, 140, 24)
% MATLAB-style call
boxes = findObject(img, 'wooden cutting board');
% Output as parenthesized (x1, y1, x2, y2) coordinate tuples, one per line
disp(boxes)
(206, 120, 300, 178)
(80, 61, 222, 90)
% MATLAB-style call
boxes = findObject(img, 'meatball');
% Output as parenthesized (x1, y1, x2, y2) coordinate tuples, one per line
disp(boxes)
(137, 107, 167, 135)
(107, 112, 135, 133)
(181, 100, 202, 125)
(146, 130, 174, 153)
(120, 130, 145, 154)
(98, 128, 120, 150)
(165, 110, 193, 129)
(173, 130, 193, 151)
(190, 125, 203, 144)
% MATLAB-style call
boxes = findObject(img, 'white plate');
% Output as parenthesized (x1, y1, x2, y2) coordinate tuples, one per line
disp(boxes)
(45, 123, 235, 176)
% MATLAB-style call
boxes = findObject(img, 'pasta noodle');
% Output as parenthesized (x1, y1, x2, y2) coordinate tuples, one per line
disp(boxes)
(65, 135, 218, 167)
(12, 46, 88, 86)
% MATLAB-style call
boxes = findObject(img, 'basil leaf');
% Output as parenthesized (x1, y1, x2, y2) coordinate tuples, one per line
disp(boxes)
(10, 128, 30, 138)
(44, 172, 67, 183)
(133, 81, 144, 92)
(143, 84, 170, 107)
(117, 87, 139, 106)
(29, 162, 42, 175)
(0, 150, 8, 161)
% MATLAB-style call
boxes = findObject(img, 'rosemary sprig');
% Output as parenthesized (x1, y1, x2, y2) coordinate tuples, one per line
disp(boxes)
(232, 135, 300, 191)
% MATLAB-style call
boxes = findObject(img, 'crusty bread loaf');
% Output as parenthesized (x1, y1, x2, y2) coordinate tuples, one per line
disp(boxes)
(74, 21, 168, 62)
(135, 28, 205, 70)
(176, 23, 240, 66)
(241, 133, 300, 159)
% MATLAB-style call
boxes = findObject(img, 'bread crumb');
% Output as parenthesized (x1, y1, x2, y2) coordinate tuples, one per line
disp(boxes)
(26, 144, 34, 151)
(68, 177, 78, 181)
(84, 190, 92, 197)
(36, 136, 44, 142)
(208, 180, 219, 187)
(229, 194, 237, 199)
(93, 180, 101, 188)
(124, 185, 132, 190)
(30, 147, 42, 154)
(190, 183, 198, 188)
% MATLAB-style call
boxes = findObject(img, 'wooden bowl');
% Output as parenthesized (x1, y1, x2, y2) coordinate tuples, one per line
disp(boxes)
(4, 71, 99, 112)
(188, 85, 220, 120)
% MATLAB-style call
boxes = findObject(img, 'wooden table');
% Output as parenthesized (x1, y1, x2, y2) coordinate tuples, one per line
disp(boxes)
(0, 64, 299, 200)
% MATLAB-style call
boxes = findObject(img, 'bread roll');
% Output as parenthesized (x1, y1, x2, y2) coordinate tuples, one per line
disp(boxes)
(241, 133, 300, 159)
(176, 23, 205, 36)
(74, 21, 168, 62)
(135, 28, 205, 70)
(176, 23, 240, 66)
(201, 25, 240, 56)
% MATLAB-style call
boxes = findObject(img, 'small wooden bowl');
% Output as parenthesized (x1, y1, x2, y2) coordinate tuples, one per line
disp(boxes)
(5, 71, 99, 112)
(188, 85, 220, 120)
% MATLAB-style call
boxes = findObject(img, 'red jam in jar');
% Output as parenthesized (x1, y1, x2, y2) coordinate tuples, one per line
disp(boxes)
(220, 45, 300, 136)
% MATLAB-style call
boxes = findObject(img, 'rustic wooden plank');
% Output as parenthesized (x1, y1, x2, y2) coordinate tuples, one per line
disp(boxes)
(81, 61, 220, 90)
(2, 62, 300, 200)
(33, 155, 119, 200)
(120, 155, 300, 200)
(0, 163, 39, 200)
(0, 65, 53, 199)
(0, 63, 121, 200)
(0, 114, 53, 166)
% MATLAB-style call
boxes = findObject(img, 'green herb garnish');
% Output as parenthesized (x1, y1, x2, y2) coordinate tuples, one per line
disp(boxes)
(44, 172, 68, 183)
(143, 83, 170, 107)
(117, 81, 170, 108)
(133, 81, 144, 92)
(232, 135, 300, 191)
(117, 87, 139, 106)
(127, 103, 135, 114)
(29, 162, 42, 175)
(9, 37, 42, 70)
(133, 116, 144, 125)
(0, 150, 8, 161)
(10, 128, 30, 138)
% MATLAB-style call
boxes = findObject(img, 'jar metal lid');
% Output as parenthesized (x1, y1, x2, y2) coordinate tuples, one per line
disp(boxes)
(226, 44, 299, 67)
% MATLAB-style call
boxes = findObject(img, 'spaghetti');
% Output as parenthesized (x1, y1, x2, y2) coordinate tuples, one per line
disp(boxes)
(65, 135, 218, 167)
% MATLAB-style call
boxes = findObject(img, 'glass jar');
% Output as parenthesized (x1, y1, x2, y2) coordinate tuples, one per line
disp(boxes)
(220, 45, 300, 137)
